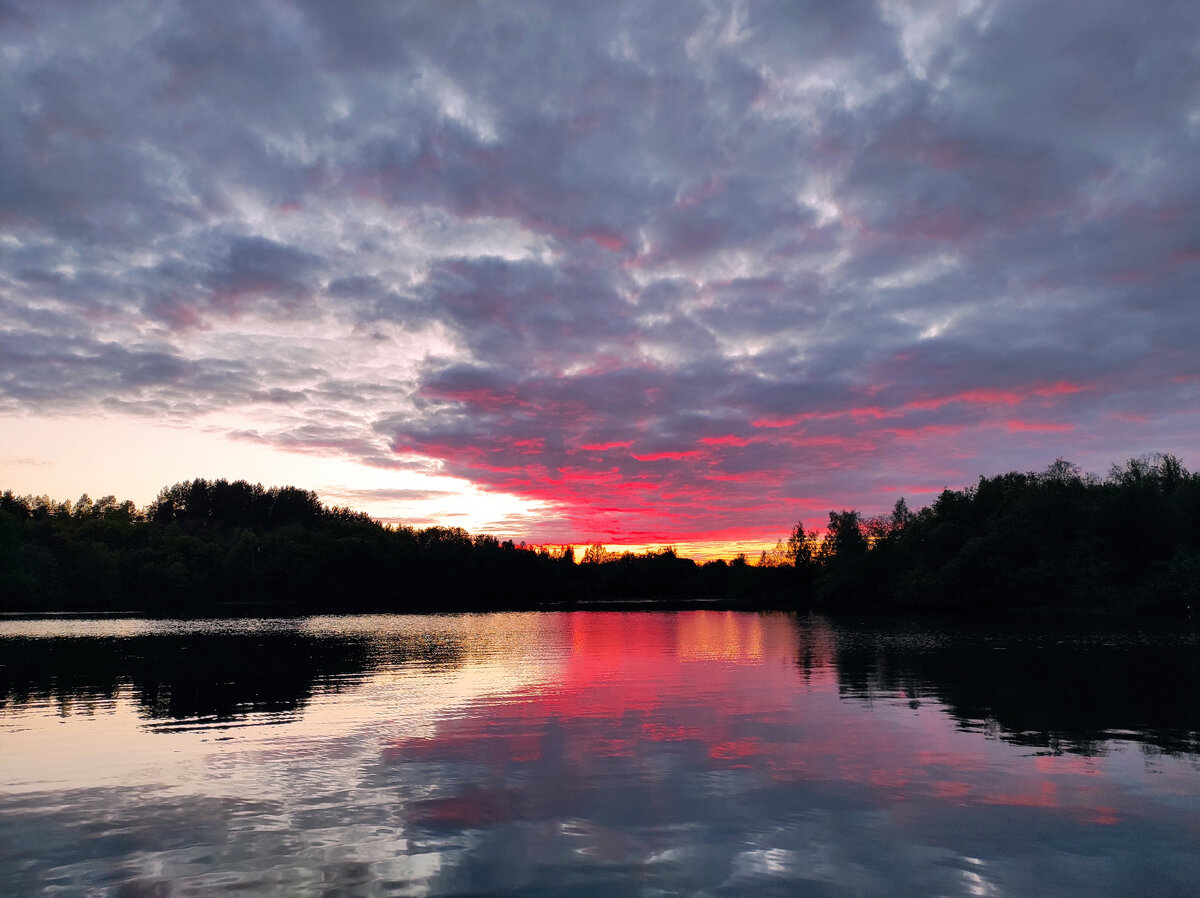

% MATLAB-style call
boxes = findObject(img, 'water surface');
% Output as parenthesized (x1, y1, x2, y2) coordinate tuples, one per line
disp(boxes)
(2, 611, 1198, 896)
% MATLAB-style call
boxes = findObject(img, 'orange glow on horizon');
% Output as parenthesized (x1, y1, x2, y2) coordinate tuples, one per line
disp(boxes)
(522, 538, 790, 563)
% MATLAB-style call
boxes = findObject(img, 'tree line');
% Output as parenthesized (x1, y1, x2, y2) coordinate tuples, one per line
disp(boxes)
(792, 454, 1199, 613)
(0, 478, 774, 612)
(1, 454, 1196, 614)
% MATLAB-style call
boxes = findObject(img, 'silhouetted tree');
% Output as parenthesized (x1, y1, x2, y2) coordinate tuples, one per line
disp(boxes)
(4, 455, 1197, 614)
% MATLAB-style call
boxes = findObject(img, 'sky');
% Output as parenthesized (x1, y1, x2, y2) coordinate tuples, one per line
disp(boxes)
(1, 0, 1198, 558)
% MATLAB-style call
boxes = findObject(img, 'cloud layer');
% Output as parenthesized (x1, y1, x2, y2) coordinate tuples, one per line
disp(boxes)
(3, 0, 1198, 544)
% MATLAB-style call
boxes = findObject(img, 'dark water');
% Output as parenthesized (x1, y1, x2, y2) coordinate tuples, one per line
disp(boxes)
(1, 612, 1199, 896)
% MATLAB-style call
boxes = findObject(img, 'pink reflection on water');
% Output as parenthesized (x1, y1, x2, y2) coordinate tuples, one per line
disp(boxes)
(383, 612, 1177, 835)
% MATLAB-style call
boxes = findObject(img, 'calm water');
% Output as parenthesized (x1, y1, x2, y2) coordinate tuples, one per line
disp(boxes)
(2, 611, 1199, 896)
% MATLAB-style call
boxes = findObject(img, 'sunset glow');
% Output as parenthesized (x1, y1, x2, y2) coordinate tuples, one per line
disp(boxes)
(2, 2, 1197, 555)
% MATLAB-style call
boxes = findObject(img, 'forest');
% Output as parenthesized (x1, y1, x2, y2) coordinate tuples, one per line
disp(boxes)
(1, 454, 1197, 615)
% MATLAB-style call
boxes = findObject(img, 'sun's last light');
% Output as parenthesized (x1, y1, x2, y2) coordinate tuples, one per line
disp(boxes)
(525, 540, 786, 564)
(0, 414, 783, 562)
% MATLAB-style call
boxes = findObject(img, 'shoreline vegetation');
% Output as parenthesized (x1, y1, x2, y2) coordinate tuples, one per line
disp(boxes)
(2, 455, 1197, 616)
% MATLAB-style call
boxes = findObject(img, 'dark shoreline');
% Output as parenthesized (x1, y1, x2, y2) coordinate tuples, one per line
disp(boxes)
(5, 454, 1198, 618)
(1, 597, 1191, 622)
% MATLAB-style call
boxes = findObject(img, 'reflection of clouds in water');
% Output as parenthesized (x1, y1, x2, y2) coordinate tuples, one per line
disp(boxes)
(362, 615, 1200, 895)
(5, 778, 1186, 897)
(0, 786, 446, 897)
(0, 614, 570, 819)
(3, 613, 1200, 895)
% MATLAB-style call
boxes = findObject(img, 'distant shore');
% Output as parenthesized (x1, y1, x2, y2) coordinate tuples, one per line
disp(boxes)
(4, 454, 1197, 617)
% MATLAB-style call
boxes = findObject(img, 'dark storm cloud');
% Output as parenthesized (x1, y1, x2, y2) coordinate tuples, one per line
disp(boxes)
(2, 0, 1198, 542)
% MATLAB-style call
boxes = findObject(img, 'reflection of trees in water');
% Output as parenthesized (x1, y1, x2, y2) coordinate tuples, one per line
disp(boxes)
(828, 621, 1200, 756)
(791, 615, 840, 685)
(0, 631, 465, 725)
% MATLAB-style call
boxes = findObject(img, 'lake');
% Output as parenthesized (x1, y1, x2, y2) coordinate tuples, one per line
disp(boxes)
(2, 611, 1199, 896)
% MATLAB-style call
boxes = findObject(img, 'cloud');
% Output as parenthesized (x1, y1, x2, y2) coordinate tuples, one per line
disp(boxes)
(326, 487, 456, 504)
(2, 0, 1198, 544)
(2, 456, 50, 468)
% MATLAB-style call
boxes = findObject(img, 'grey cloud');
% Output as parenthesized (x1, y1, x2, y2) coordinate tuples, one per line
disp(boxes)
(327, 276, 386, 300)
(294, 0, 413, 71)
(230, 424, 388, 461)
(205, 236, 321, 311)
(415, 256, 638, 370)
(248, 388, 308, 405)
(0, 331, 250, 406)
(325, 487, 456, 504)
(0, 326, 335, 422)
